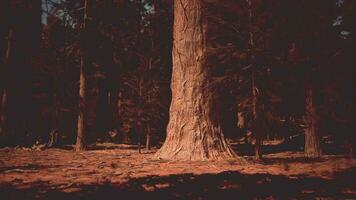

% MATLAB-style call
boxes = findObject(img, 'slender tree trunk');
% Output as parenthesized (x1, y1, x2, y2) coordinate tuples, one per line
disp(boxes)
(347, 141, 354, 158)
(0, 29, 13, 138)
(76, 56, 87, 151)
(110, 87, 119, 132)
(0, 89, 7, 137)
(48, 93, 59, 148)
(137, 77, 143, 153)
(351, 122, 355, 158)
(252, 71, 262, 160)
(146, 74, 152, 151)
(48, 70, 60, 148)
(76, 0, 88, 151)
(154, 0, 236, 160)
(237, 110, 249, 144)
(137, 124, 142, 154)
(246, 0, 262, 160)
(108, 46, 119, 135)
(146, 126, 151, 150)
(304, 82, 321, 157)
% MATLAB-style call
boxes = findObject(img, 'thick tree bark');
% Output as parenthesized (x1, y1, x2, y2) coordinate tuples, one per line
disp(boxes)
(304, 82, 322, 157)
(154, 0, 236, 160)
(76, 0, 88, 151)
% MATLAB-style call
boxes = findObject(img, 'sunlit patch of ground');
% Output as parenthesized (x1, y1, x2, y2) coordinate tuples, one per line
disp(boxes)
(0, 143, 355, 199)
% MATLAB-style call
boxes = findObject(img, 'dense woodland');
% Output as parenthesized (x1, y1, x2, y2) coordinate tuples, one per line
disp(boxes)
(0, 0, 355, 160)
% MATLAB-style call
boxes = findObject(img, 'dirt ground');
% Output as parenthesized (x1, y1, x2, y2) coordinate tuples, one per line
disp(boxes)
(0, 143, 355, 200)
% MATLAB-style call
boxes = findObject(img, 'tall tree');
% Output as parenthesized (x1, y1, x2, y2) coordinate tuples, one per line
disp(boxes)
(246, 0, 262, 160)
(154, 0, 236, 160)
(76, 0, 89, 151)
(0, 29, 12, 138)
(298, 0, 335, 158)
(304, 80, 321, 157)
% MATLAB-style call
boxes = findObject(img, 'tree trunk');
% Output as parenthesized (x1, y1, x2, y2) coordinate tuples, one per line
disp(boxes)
(237, 111, 245, 129)
(137, 125, 142, 154)
(347, 141, 354, 158)
(154, 0, 236, 160)
(246, 0, 262, 160)
(76, 0, 88, 151)
(0, 29, 13, 138)
(349, 118, 355, 158)
(110, 88, 119, 132)
(146, 126, 151, 150)
(0, 89, 7, 137)
(76, 56, 87, 151)
(48, 69, 60, 147)
(304, 82, 322, 157)
(108, 46, 119, 135)
(47, 129, 58, 148)
(252, 71, 262, 160)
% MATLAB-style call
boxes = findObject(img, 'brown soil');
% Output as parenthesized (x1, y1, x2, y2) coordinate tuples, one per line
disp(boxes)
(0, 143, 355, 199)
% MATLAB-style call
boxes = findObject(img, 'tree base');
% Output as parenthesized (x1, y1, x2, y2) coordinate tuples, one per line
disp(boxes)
(305, 151, 322, 158)
(153, 138, 237, 161)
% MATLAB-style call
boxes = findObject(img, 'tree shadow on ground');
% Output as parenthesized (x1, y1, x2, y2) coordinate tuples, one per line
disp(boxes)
(1, 166, 355, 200)
(231, 143, 296, 156)
(231, 136, 349, 157)
(86, 144, 140, 151)
(259, 157, 325, 165)
(0, 164, 63, 173)
(89, 142, 161, 151)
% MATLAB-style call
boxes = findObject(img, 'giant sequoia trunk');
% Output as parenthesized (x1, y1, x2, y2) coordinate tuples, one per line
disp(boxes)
(75, 0, 88, 151)
(304, 82, 322, 157)
(154, 0, 236, 160)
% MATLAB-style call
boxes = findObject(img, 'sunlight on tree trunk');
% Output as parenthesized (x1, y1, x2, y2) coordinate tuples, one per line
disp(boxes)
(76, 56, 87, 151)
(304, 82, 321, 158)
(76, 0, 88, 151)
(146, 127, 151, 150)
(154, 0, 236, 161)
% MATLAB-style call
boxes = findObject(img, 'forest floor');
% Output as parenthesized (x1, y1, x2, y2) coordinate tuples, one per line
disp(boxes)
(0, 143, 355, 200)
